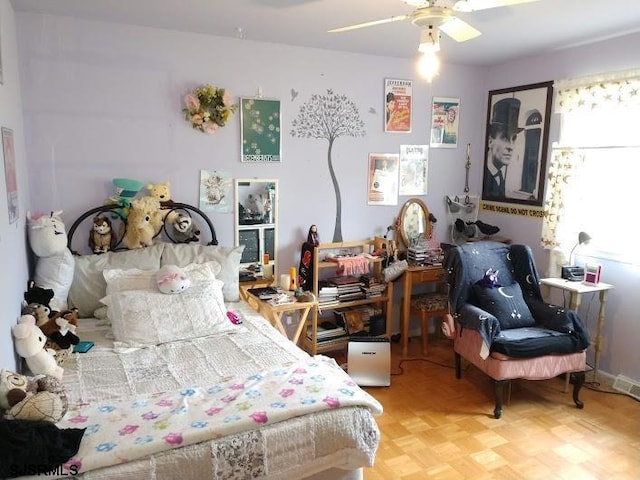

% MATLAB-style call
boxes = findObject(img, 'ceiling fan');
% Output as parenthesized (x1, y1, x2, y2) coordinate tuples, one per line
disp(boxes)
(328, 0, 541, 43)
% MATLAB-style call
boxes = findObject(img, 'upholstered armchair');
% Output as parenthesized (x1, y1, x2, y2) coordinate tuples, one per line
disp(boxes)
(444, 241, 590, 418)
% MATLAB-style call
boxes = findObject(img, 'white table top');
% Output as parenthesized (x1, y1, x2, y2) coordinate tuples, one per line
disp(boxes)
(540, 277, 614, 294)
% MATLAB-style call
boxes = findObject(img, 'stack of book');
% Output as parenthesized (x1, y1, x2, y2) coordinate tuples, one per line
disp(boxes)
(306, 322, 347, 348)
(407, 245, 429, 265)
(328, 276, 366, 302)
(317, 282, 339, 309)
(360, 274, 386, 298)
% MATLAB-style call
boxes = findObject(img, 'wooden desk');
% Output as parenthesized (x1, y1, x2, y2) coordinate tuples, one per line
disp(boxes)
(246, 291, 317, 345)
(540, 277, 614, 383)
(399, 264, 446, 357)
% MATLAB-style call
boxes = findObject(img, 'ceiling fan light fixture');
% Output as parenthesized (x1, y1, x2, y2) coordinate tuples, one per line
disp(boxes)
(418, 26, 440, 53)
(417, 51, 440, 82)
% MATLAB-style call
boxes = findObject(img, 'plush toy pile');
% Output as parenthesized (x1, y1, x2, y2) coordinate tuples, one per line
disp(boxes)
(0, 369, 68, 423)
(22, 281, 79, 363)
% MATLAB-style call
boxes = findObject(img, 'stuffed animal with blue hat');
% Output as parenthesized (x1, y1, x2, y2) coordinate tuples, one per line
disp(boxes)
(105, 178, 144, 219)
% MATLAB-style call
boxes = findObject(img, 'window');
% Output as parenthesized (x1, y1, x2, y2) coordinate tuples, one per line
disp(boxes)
(542, 69, 640, 265)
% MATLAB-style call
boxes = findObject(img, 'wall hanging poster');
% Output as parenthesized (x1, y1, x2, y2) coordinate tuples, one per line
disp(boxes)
(430, 97, 460, 148)
(367, 153, 399, 206)
(481, 81, 552, 206)
(240, 98, 281, 162)
(2, 127, 18, 223)
(399, 145, 429, 195)
(199, 169, 232, 213)
(384, 79, 412, 133)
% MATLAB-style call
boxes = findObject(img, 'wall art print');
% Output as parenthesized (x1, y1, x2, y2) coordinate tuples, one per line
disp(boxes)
(482, 81, 552, 207)
(290, 89, 365, 242)
(399, 145, 428, 196)
(240, 98, 281, 162)
(430, 97, 459, 148)
(384, 79, 412, 133)
(367, 153, 399, 206)
(2, 127, 18, 223)
(199, 170, 232, 213)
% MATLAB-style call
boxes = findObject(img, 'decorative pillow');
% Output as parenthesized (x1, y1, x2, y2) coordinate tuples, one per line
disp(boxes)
(101, 280, 236, 347)
(472, 282, 536, 330)
(160, 244, 245, 302)
(68, 243, 165, 317)
(103, 261, 221, 296)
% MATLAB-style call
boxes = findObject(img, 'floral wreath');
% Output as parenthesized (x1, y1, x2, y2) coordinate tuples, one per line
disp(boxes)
(183, 84, 237, 134)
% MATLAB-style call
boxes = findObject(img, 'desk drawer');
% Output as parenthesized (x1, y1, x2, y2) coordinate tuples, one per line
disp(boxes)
(416, 268, 444, 283)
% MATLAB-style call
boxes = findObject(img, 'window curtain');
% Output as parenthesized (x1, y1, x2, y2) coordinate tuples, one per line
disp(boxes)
(542, 69, 640, 251)
(554, 68, 640, 114)
(540, 149, 584, 249)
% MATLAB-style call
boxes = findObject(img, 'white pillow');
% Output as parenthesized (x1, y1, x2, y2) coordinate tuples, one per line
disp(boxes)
(68, 244, 165, 317)
(34, 249, 75, 310)
(101, 280, 235, 347)
(103, 261, 222, 295)
(161, 244, 245, 302)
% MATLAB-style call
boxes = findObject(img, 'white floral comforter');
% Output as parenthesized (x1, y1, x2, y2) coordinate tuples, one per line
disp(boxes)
(57, 356, 382, 476)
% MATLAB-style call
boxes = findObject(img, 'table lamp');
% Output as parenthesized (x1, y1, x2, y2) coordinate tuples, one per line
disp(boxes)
(569, 231, 591, 266)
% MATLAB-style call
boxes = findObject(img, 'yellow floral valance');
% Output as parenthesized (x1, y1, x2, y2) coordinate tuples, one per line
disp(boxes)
(554, 68, 640, 113)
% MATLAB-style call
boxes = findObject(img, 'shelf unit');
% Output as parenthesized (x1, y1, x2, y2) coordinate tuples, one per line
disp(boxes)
(303, 239, 394, 355)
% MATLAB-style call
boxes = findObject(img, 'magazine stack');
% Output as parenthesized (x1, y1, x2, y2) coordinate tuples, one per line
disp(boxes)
(360, 274, 386, 298)
(306, 322, 347, 349)
(328, 276, 366, 303)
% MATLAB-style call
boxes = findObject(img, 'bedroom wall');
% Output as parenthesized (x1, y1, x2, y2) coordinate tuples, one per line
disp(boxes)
(14, 12, 486, 268)
(0, 0, 30, 371)
(478, 31, 640, 383)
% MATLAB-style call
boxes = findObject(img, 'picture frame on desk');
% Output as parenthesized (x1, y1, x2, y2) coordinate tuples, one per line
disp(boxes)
(583, 263, 602, 285)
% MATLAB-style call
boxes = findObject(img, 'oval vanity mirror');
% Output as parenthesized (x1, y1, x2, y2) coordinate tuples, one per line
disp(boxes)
(397, 198, 432, 248)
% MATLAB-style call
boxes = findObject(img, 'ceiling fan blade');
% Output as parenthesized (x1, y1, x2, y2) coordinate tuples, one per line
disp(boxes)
(439, 17, 482, 42)
(453, 0, 540, 12)
(328, 15, 410, 33)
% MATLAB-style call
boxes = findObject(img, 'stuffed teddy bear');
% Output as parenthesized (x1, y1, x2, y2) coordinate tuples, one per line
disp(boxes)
(27, 211, 75, 311)
(89, 215, 117, 253)
(23, 280, 55, 310)
(39, 309, 80, 350)
(104, 177, 145, 219)
(121, 197, 160, 249)
(147, 181, 174, 216)
(170, 213, 200, 243)
(12, 315, 64, 380)
(0, 369, 68, 423)
(155, 265, 191, 294)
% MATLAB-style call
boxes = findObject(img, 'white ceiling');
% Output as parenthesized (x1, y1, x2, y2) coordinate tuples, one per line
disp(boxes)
(10, 0, 640, 66)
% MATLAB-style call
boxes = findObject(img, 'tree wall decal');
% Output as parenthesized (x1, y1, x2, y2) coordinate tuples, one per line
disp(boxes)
(290, 89, 366, 242)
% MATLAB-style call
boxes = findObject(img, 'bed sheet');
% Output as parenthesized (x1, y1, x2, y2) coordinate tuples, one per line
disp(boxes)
(51, 300, 381, 479)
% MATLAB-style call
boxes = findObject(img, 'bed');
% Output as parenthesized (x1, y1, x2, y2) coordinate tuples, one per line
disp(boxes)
(27, 203, 383, 480)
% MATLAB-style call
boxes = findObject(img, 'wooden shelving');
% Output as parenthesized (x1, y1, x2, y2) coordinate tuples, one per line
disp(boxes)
(303, 239, 394, 355)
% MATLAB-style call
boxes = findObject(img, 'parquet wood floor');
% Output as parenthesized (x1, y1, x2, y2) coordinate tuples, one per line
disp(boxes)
(345, 335, 639, 480)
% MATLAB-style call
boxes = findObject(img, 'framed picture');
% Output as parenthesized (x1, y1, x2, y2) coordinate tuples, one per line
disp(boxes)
(367, 153, 399, 206)
(240, 98, 281, 162)
(384, 79, 412, 133)
(2, 127, 18, 223)
(482, 81, 553, 206)
(399, 145, 428, 195)
(430, 97, 459, 148)
(199, 169, 232, 213)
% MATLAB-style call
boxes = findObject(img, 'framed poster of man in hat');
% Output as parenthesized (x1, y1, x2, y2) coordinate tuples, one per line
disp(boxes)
(482, 81, 553, 206)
